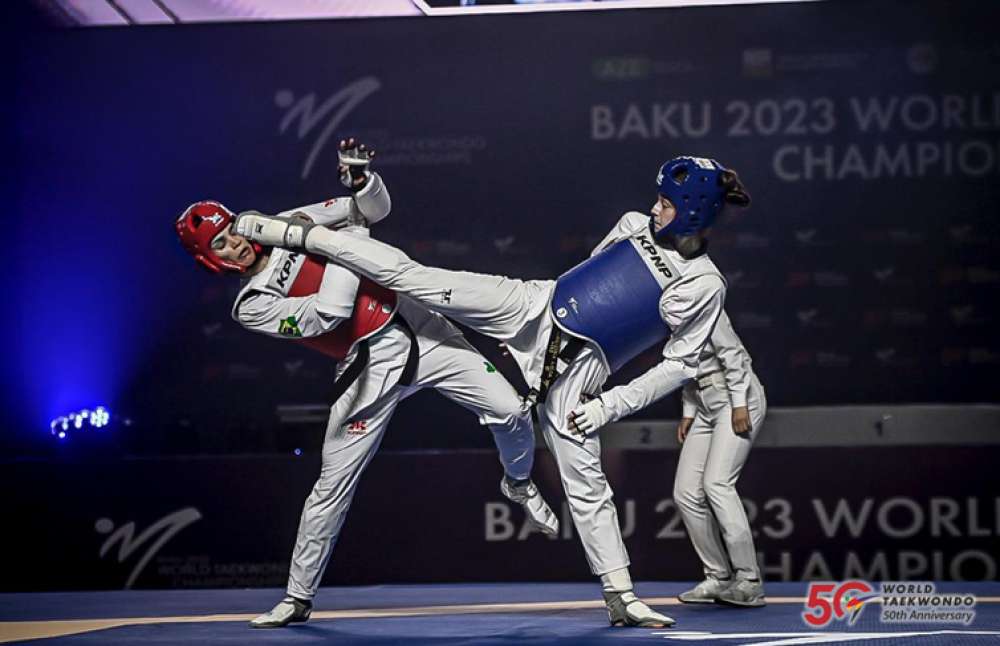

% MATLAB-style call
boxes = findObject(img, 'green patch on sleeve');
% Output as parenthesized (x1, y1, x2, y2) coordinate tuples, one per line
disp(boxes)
(484, 361, 497, 373)
(278, 316, 303, 338)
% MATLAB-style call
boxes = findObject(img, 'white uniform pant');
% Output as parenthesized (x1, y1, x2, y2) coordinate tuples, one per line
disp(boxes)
(535, 347, 630, 575)
(306, 230, 631, 575)
(673, 373, 766, 581)
(288, 325, 534, 600)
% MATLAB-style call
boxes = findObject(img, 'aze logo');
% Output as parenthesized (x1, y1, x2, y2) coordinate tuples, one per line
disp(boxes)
(275, 78, 382, 180)
(636, 234, 673, 278)
(205, 214, 224, 226)
(96, 507, 202, 589)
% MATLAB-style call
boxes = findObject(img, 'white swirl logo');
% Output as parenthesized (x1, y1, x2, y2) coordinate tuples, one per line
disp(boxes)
(96, 507, 202, 589)
(275, 77, 382, 180)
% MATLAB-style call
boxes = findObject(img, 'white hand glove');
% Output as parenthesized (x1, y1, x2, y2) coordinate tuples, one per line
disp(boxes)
(338, 137, 374, 191)
(568, 397, 612, 437)
(234, 212, 315, 249)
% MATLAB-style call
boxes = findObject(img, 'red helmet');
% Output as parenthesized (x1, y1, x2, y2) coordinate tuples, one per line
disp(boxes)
(175, 200, 261, 274)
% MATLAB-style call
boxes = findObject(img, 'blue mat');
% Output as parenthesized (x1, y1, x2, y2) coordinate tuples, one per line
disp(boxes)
(2, 582, 998, 645)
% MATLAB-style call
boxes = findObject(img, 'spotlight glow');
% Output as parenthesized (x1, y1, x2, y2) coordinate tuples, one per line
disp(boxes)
(49, 406, 113, 439)
(91, 407, 110, 428)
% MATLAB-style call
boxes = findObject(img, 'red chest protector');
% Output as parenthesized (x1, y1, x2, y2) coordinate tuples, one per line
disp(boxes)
(288, 254, 397, 360)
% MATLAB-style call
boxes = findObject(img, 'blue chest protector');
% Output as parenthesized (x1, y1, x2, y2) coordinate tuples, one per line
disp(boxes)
(551, 235, 676, 373)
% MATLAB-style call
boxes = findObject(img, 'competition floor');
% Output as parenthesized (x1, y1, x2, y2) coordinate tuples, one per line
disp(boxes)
(2, 582, 999, 645)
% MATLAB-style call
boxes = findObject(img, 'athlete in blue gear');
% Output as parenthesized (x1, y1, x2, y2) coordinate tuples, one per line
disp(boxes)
(235, 155, 751, 628)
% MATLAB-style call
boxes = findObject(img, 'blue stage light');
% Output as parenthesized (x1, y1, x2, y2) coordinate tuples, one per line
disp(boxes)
(91, 407, 109, 428)
(49, 406, 113, 440)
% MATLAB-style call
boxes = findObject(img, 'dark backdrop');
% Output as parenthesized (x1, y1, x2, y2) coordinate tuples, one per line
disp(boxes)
(7, 1, 999, 455)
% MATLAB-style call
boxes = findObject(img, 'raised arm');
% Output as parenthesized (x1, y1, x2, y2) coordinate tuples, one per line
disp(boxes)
(339, 137, 391, 225)
(274, 172, 390, 229)
(273, 138, 391, 229)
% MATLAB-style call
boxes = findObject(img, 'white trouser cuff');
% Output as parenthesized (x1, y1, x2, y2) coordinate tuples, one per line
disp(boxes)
(601, 567, 633, 593)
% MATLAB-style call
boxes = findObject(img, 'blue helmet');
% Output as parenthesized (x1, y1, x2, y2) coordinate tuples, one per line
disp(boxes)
(655, 156, 729, 238)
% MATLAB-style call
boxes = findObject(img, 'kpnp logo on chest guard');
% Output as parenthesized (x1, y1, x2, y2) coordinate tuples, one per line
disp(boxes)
(632, 233, 676, 286)
(268, 250, 306, 294)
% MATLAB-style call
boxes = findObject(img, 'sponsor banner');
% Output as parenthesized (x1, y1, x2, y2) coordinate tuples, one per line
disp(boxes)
(4, 446, 998, 591)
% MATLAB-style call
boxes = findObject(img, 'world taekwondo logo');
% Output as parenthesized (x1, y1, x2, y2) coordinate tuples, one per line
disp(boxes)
(802, 580, 977, 629)
(96, 507, 202, 589)
(275, 77, 382, 180)
(802, 580, 879, 627)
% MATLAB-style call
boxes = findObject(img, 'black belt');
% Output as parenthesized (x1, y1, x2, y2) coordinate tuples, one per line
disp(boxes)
(329, 315, 419, 404)
(524, 324, 585, 418)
